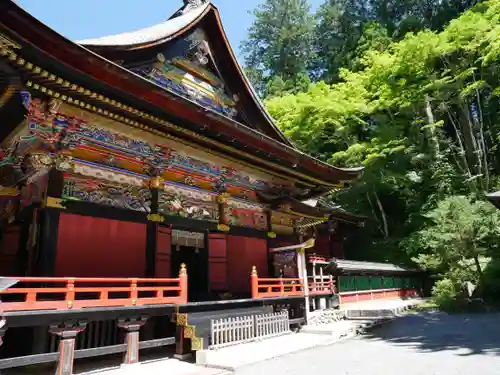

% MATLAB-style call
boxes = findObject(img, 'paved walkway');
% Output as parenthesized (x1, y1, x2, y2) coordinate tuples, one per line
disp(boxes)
(196, 331, 348, 370)
(233, 311, 500, 375)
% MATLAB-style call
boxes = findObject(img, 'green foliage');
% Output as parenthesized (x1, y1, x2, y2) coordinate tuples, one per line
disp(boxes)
(410, 196, 500, 283)
(242, 0, 500, 307)
(240, 0, 315, 96)
(263, 0, 500, 276)
(431, 278, 461, 310)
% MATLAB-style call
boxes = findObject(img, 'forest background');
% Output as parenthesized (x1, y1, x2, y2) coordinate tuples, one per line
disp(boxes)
(241, 0, 500, 307)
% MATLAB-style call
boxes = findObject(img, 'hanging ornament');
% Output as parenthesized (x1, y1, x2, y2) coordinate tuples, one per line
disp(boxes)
(176, 243, 180, 252)
(195, 247, 199, 254)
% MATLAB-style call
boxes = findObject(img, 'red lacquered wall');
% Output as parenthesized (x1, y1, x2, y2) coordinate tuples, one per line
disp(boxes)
(55, 213, 146, 277)
(227, 235, 268, 294)
(244, 237, 268, 279)
(311, 234, 330, 258)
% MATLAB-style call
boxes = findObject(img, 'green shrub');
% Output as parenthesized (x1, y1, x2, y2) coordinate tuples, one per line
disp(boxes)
(431, 278, 459, 310)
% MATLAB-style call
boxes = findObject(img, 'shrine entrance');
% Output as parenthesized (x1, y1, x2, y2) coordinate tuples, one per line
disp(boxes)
(170, 230, 208, 302)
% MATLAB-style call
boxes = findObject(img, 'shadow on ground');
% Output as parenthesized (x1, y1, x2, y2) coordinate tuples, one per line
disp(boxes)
(361, 311, 500, 356)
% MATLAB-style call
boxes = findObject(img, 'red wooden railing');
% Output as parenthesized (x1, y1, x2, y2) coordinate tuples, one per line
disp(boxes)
(0, 266, 188, 312)
(250, 267, 336, 299)
(338, 288, 418, 303)
(252, 276, 305, 298)
(308, 281, 336, 295)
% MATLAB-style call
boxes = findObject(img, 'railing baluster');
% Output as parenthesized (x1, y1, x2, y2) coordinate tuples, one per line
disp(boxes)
(66, 278, 75, 309)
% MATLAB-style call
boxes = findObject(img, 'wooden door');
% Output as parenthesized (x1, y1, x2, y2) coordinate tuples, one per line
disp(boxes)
(208, 233, 228, 292)
(155, 227, 171, 277)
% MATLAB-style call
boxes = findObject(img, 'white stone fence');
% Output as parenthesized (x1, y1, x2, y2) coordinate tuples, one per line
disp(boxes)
(210, 311, 290, 349)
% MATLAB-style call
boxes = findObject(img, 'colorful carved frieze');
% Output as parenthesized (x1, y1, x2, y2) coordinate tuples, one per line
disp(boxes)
(270, 211, 298, 235)
(62, 172, 151, 212)
(271, 212, 296, 227)
(225, 198, 267, 230)
(130, 28, 238, 119)
(7, 98, 283, 199)
(158, 184, 218, 221)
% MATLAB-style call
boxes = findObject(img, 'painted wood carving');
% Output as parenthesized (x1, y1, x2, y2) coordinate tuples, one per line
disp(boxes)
(225, 198, 267, 230)
(3, 96, 285, 200)
(62, 172, 151, 212)
(130, 28, 238, 119)
(159, 184, 218, 221)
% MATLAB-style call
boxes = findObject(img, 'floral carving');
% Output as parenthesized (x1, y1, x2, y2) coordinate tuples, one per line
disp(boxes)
(159, 190, 217, 221)
(62, 173, 151, 212)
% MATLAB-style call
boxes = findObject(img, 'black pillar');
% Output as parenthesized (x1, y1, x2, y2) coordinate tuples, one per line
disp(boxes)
(34, 167, 64, 277)
(15, 206, 35, 276)
(145, 177, 161, 277)
(35, 208, 60, 276)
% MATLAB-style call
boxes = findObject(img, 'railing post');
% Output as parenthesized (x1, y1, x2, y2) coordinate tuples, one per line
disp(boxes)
(179, 263, 188, 304)
(65, 278, 75, 310)
(251, 266, 258, 299)
(130, 279, 138, 306)
(49, 321, 87, 375)
(118, 317, 147, 366)
(279, 277, 284, 296)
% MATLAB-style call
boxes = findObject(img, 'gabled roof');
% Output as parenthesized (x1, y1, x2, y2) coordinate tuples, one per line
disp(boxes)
(77, 1, 293, 147)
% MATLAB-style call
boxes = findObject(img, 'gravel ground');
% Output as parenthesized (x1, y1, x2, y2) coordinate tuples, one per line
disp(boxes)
(233, 311, 500, 375)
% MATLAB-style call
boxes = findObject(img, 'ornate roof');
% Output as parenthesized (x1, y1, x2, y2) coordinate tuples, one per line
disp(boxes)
(0, 0, 364, 191)
(77, 3, 209, 47)
(76, 1, 295, 147)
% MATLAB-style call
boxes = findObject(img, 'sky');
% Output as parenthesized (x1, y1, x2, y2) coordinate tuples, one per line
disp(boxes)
(17, 0, 323, 61)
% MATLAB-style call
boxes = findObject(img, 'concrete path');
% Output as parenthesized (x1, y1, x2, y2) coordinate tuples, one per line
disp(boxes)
(196, 331, 350, 370)
(233, 311, 500, 375)
(76, 358, 228, 375)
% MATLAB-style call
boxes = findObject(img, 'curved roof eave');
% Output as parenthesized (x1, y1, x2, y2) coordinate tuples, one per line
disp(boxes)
(76, 4, 210, 47)
(209, 8, 293, 147)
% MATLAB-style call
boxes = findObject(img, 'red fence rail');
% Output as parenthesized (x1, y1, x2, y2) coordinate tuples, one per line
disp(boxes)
(338, 288, 418, 303)
(250, 266, 335, 299)
(308, 281, 336, 295)
(0, 266, 188, 312)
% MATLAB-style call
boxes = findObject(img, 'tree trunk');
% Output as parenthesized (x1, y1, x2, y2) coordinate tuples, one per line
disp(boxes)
(473, 254, 484, 286)
(424, 96, 440, 157)
(373, 192, 389, 239)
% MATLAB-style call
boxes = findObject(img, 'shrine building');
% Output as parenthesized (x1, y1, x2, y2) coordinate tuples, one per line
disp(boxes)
(0, 1, 423, 373)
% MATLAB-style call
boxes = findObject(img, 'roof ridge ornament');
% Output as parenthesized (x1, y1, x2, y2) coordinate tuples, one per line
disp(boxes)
(182, 0, 208, 14)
